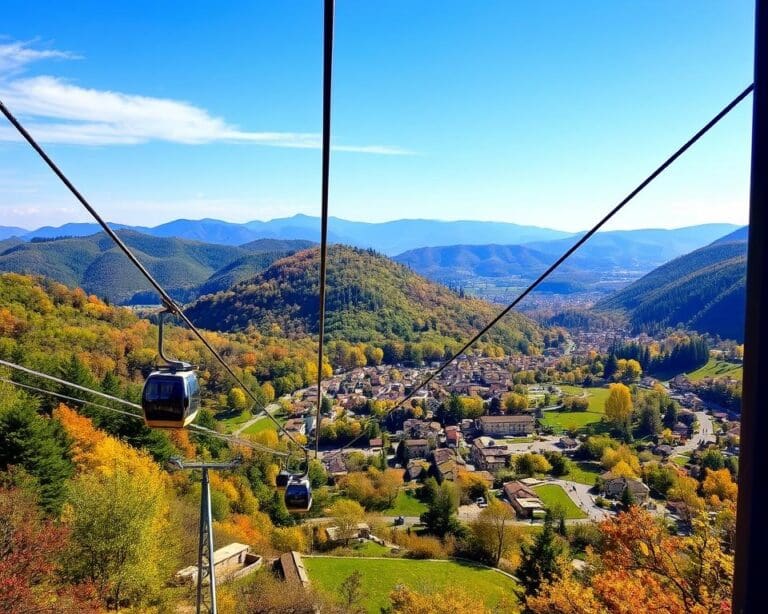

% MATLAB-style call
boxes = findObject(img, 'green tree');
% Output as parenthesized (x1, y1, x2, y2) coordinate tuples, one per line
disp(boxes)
(420, 481, 460, 537)
(329, 499, 366, 545)
(517, 513, 563, 596)
(469, 498, 518, 565)
(0, 382, 73, 514)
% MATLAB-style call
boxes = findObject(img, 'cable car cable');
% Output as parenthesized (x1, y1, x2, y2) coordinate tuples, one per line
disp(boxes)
(337, 83, 755, 453)
(0, 101, 304, 450)
(0, 364, 290, 457)
(314, 0, 334, 461)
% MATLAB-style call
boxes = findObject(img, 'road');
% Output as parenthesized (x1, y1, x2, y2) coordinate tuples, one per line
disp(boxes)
(677, 411, 716, 453)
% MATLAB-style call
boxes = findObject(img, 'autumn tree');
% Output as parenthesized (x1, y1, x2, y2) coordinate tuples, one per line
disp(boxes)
(604, 383, 633, 438)
(388, 586, 499, 614)
(468, 498, 518, 565)
(0, 483, 99, 614)
(329, 499, 366, 545)
(528, 507, 733, 614)
(504, 391, 529, 414)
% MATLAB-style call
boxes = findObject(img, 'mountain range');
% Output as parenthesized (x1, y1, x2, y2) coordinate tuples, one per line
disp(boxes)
(395, 224, 740, 294)
(0, 232, 313, 304)
(0, 214, 571, 255)
(595, 231, 747, 341)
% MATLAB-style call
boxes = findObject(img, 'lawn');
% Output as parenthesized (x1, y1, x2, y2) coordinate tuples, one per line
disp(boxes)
(502, 436, 537, 444)
(304, 557, 519, 613)
(559, 385, 611, 412)
(565, 461, 601, 486)
(241, 412, 287, 435)
(215, 410, 253, 432)
(541, 385, 610, 433)
(345, 540, 394, 557)
(686, 358, 743, 382)
(540, 409, 603, 432)
(382, 489, 428, 517)
(533, 484, 587, 519)
(671, 455, 691, 467)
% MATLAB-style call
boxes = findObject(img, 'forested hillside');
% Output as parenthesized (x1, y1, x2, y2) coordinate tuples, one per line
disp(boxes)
(595, 240, 747, 341)
(187, 245, 542, 354)
(0, 232, 311, 305)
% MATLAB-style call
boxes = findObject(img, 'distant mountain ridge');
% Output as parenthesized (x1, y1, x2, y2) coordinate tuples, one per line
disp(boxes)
(0, 231, 313, 305)
(595, 234, 747, 342)
(0, 214, 570, 255)
(396, 224, 740, 294)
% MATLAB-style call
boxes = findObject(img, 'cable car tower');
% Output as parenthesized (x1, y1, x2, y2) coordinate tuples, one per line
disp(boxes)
(169, 457, 242, 614)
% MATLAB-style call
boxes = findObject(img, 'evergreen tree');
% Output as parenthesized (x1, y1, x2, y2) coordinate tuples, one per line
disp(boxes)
(420, 481, 460, 537)
(517, 513, 563, 596)
(0, 384, 73, 514)
(604, 354, 619, 380)
(620, 484, 635, 509)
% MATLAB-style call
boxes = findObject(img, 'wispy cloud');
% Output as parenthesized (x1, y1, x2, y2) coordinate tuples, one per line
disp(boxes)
(0, 41, 409, 154)
(0, 40, 80, 75)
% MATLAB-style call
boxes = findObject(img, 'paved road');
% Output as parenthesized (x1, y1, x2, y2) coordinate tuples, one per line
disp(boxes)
(677, 411, 716, 453)
(232, 402, 281, 436)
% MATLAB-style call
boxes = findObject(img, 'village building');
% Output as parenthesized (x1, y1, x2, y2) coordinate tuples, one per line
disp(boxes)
(471, 436, 513, 471)
(475, 414, 535, 436)
(402, 438, 430, 459)
(503, 481, 546, 519)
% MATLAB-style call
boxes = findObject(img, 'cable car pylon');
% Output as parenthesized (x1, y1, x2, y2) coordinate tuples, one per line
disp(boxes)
(168, 457, 242, 614)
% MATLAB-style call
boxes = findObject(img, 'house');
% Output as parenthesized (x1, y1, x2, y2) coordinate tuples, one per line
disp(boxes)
(558, 436, 578, 450)
(325, 522, 370, 545)
(445, 425, 461, 447)
(503, 481, 546, 519)
(284, 418, 306, 436)
(175, 543, 262, 585)
(322, 453, 348, 481)
(470, 437, 513, 471)
(406, 458, 429, 481)
(475, 414, 535, 437)
(432, 447, 467, 481)
(600, 474, 650, 503)
(402, 439, 430, 459)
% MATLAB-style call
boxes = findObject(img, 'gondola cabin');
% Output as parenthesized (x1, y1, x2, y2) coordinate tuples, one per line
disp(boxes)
(141, 369, 200, 428)
(284, 475, 313, 513)
(276, 470, 292, 491)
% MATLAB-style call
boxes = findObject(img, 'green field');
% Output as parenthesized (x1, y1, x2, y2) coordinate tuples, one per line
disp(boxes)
(541, 386, 610, 432)
(215, 410, 254, 432)
(242, 412, 287, 435)
(565, 461, 601, 486)
(533, 484, 587, 519)
(304, 557, 518, 612)
(382, 489, 428, 517)
(686, 358, 743, 382)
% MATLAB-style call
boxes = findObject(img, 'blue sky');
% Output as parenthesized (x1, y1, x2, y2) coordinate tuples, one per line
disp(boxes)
(0, 1, 755, 232)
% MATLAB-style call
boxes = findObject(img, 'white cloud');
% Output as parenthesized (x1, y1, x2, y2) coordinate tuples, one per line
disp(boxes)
(0, 40, 79, 74)
(0, 41, 409, 154)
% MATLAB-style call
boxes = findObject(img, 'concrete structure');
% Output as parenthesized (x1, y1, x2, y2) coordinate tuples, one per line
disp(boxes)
(175, 543, 262, 585)
(403, 438, 430, 459)
(278, 551, 310, 587)
(503, 481, 546, 518)
(471, 436, 513, 471)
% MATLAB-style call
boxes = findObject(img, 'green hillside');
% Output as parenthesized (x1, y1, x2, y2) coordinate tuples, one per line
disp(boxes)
(0, 232, 313, 305)
(595, 240, 747, 341)
(187, 245, 541, 352)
